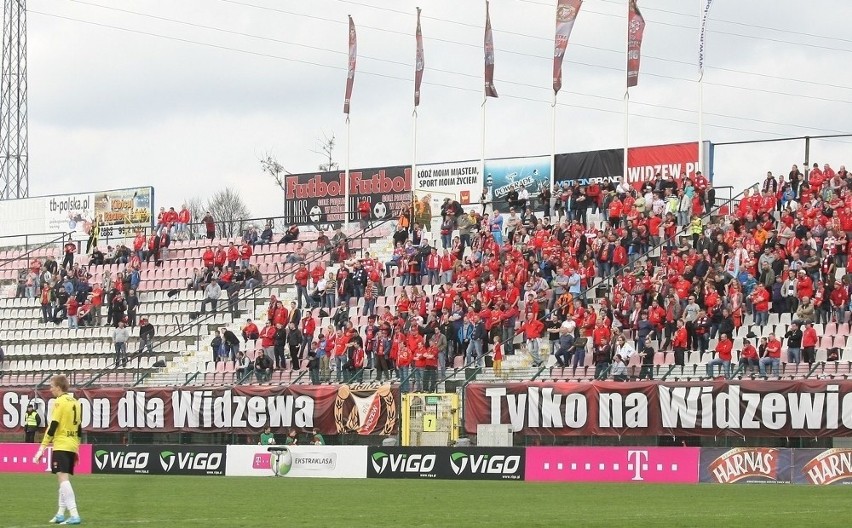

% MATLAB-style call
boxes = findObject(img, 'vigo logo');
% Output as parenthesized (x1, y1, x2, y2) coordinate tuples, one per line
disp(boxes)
(449, 452, 521, 477)
(370, 452, 436, 475)
(94, 450, 149, 471)
(159, 450, 223, 473)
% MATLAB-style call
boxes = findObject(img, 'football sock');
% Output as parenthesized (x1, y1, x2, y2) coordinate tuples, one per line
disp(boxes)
(60, 481, 79, 518)
(56, 486, 66, 518)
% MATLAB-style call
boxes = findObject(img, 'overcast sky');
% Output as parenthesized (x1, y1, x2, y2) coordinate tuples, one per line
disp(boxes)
(25, 0, 852, 218)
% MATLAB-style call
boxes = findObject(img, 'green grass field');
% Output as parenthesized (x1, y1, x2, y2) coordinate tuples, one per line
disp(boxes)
(2, 474, 851, 527)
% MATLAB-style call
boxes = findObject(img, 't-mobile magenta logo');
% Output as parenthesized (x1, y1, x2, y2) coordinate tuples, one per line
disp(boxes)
(627, 450, 649, 481)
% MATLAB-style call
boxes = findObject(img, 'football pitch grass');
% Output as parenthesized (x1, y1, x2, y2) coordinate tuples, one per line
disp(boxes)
(2, 474, 851, 528)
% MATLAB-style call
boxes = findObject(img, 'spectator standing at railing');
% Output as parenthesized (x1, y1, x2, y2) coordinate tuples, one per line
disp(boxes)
(113, 321, 129, 367)
(176, 204, 191, 240)
(294, 264, 311, 309)
(66, 297, 79, 329)
(137, 318, 155, 357)
(202, 211, 216, 240)
(58, 241, 75, 271)
(39, 284, 52, 323)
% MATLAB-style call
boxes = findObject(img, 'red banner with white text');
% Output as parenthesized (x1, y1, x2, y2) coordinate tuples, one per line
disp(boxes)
(1, 385, 399, 435)
(465, 380, 852, 438)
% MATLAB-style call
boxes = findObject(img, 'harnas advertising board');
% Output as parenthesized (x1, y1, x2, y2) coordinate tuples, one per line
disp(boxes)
(91, 445, 226, 476)
(366, 447, 524, 480)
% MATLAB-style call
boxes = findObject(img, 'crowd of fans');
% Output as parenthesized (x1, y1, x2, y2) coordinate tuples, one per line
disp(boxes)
(229, 162, 852, 389)
(9, 162, 852, 387)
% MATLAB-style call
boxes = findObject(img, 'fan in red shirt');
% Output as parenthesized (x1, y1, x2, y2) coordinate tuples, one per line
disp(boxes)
(202, 247, 215, 269)
(705, 334, 733, 378)
(214, 247, 227, 268)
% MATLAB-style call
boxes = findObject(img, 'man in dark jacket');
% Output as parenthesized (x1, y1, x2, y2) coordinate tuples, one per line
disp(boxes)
(222, 328, 241, 362)
(286, 323, 303, 370)
(137, 318, 155, 357)
(126, 290, 140, 327)
(273, 323, 288, 369)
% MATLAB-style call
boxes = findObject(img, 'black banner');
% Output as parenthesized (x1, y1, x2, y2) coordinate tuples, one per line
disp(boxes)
(282, 165, 412, 227)
(366, 447, 524, 480)
(554, 148, 623, 185)
(92, 445, 226, 476)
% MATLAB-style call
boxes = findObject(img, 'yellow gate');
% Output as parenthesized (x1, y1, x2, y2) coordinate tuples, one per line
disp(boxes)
(401, 393, 460, 446)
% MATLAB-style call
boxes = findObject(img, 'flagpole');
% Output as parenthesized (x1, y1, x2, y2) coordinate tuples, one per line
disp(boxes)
(412, 108, 418, 231)
(550, 93, 557, 215)
(698, 0, 711, 175)
(623, 0, 630, 188)
(623, 91, 629, 186)
(481, 96, 487, 211)
(345, 115, 351, 230)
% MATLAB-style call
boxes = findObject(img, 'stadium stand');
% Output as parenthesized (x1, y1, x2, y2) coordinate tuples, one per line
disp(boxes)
(2, 166, 852, 390)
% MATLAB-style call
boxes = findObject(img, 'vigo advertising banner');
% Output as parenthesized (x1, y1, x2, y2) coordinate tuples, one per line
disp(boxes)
(793, 448, 852, 485)
(0, 444, 93, 475)
(282, 166, 412, 226)
(0, 384, 399, 435)
(525, 447, 699, 483)
(366, 447, 524, 480)
(464, 380, 852, 438)
(484, 156, 551, 205)
(225, 445, 367, 478)
(699, 448, 793, 484)
(92, 445, 226, 476)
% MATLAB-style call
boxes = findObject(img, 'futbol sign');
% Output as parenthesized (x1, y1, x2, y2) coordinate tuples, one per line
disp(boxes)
(282, 165, 412, 226)
(464, 380, 852, 438)
(0, 384, 399, 435)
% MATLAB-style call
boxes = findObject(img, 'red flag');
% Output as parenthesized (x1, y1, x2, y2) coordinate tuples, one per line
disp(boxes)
(626, 0, 645, 88)
(344, 15, 357, 114)
(484, 1, 498, 98)
(553, 0, 583, 95)
(414, 7, 424, 107)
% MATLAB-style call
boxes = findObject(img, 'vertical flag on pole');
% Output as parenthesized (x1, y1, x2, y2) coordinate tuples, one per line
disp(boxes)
(415, 7, 424, 107)
(343, 15, 357, 114)
(626, 0, 645, 88)
(698, 0, 713, 78)
(553, 0, 583, 95)
(484, 1, 498, 98)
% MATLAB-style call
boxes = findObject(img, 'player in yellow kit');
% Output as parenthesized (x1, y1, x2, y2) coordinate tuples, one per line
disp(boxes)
(33, 374, 83, 525)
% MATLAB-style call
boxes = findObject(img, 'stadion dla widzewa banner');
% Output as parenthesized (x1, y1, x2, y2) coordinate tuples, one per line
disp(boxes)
(465, 380, 852, 438)
(0, 384, 399, 435)
(283, 166, 412, 226)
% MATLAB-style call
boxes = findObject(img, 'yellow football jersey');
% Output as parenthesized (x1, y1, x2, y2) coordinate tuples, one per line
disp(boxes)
(42, 393, 82, 453)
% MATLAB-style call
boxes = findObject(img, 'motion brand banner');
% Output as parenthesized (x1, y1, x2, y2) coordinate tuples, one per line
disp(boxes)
(0, 385, 399, 435)
(464, 380, 852, 438)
